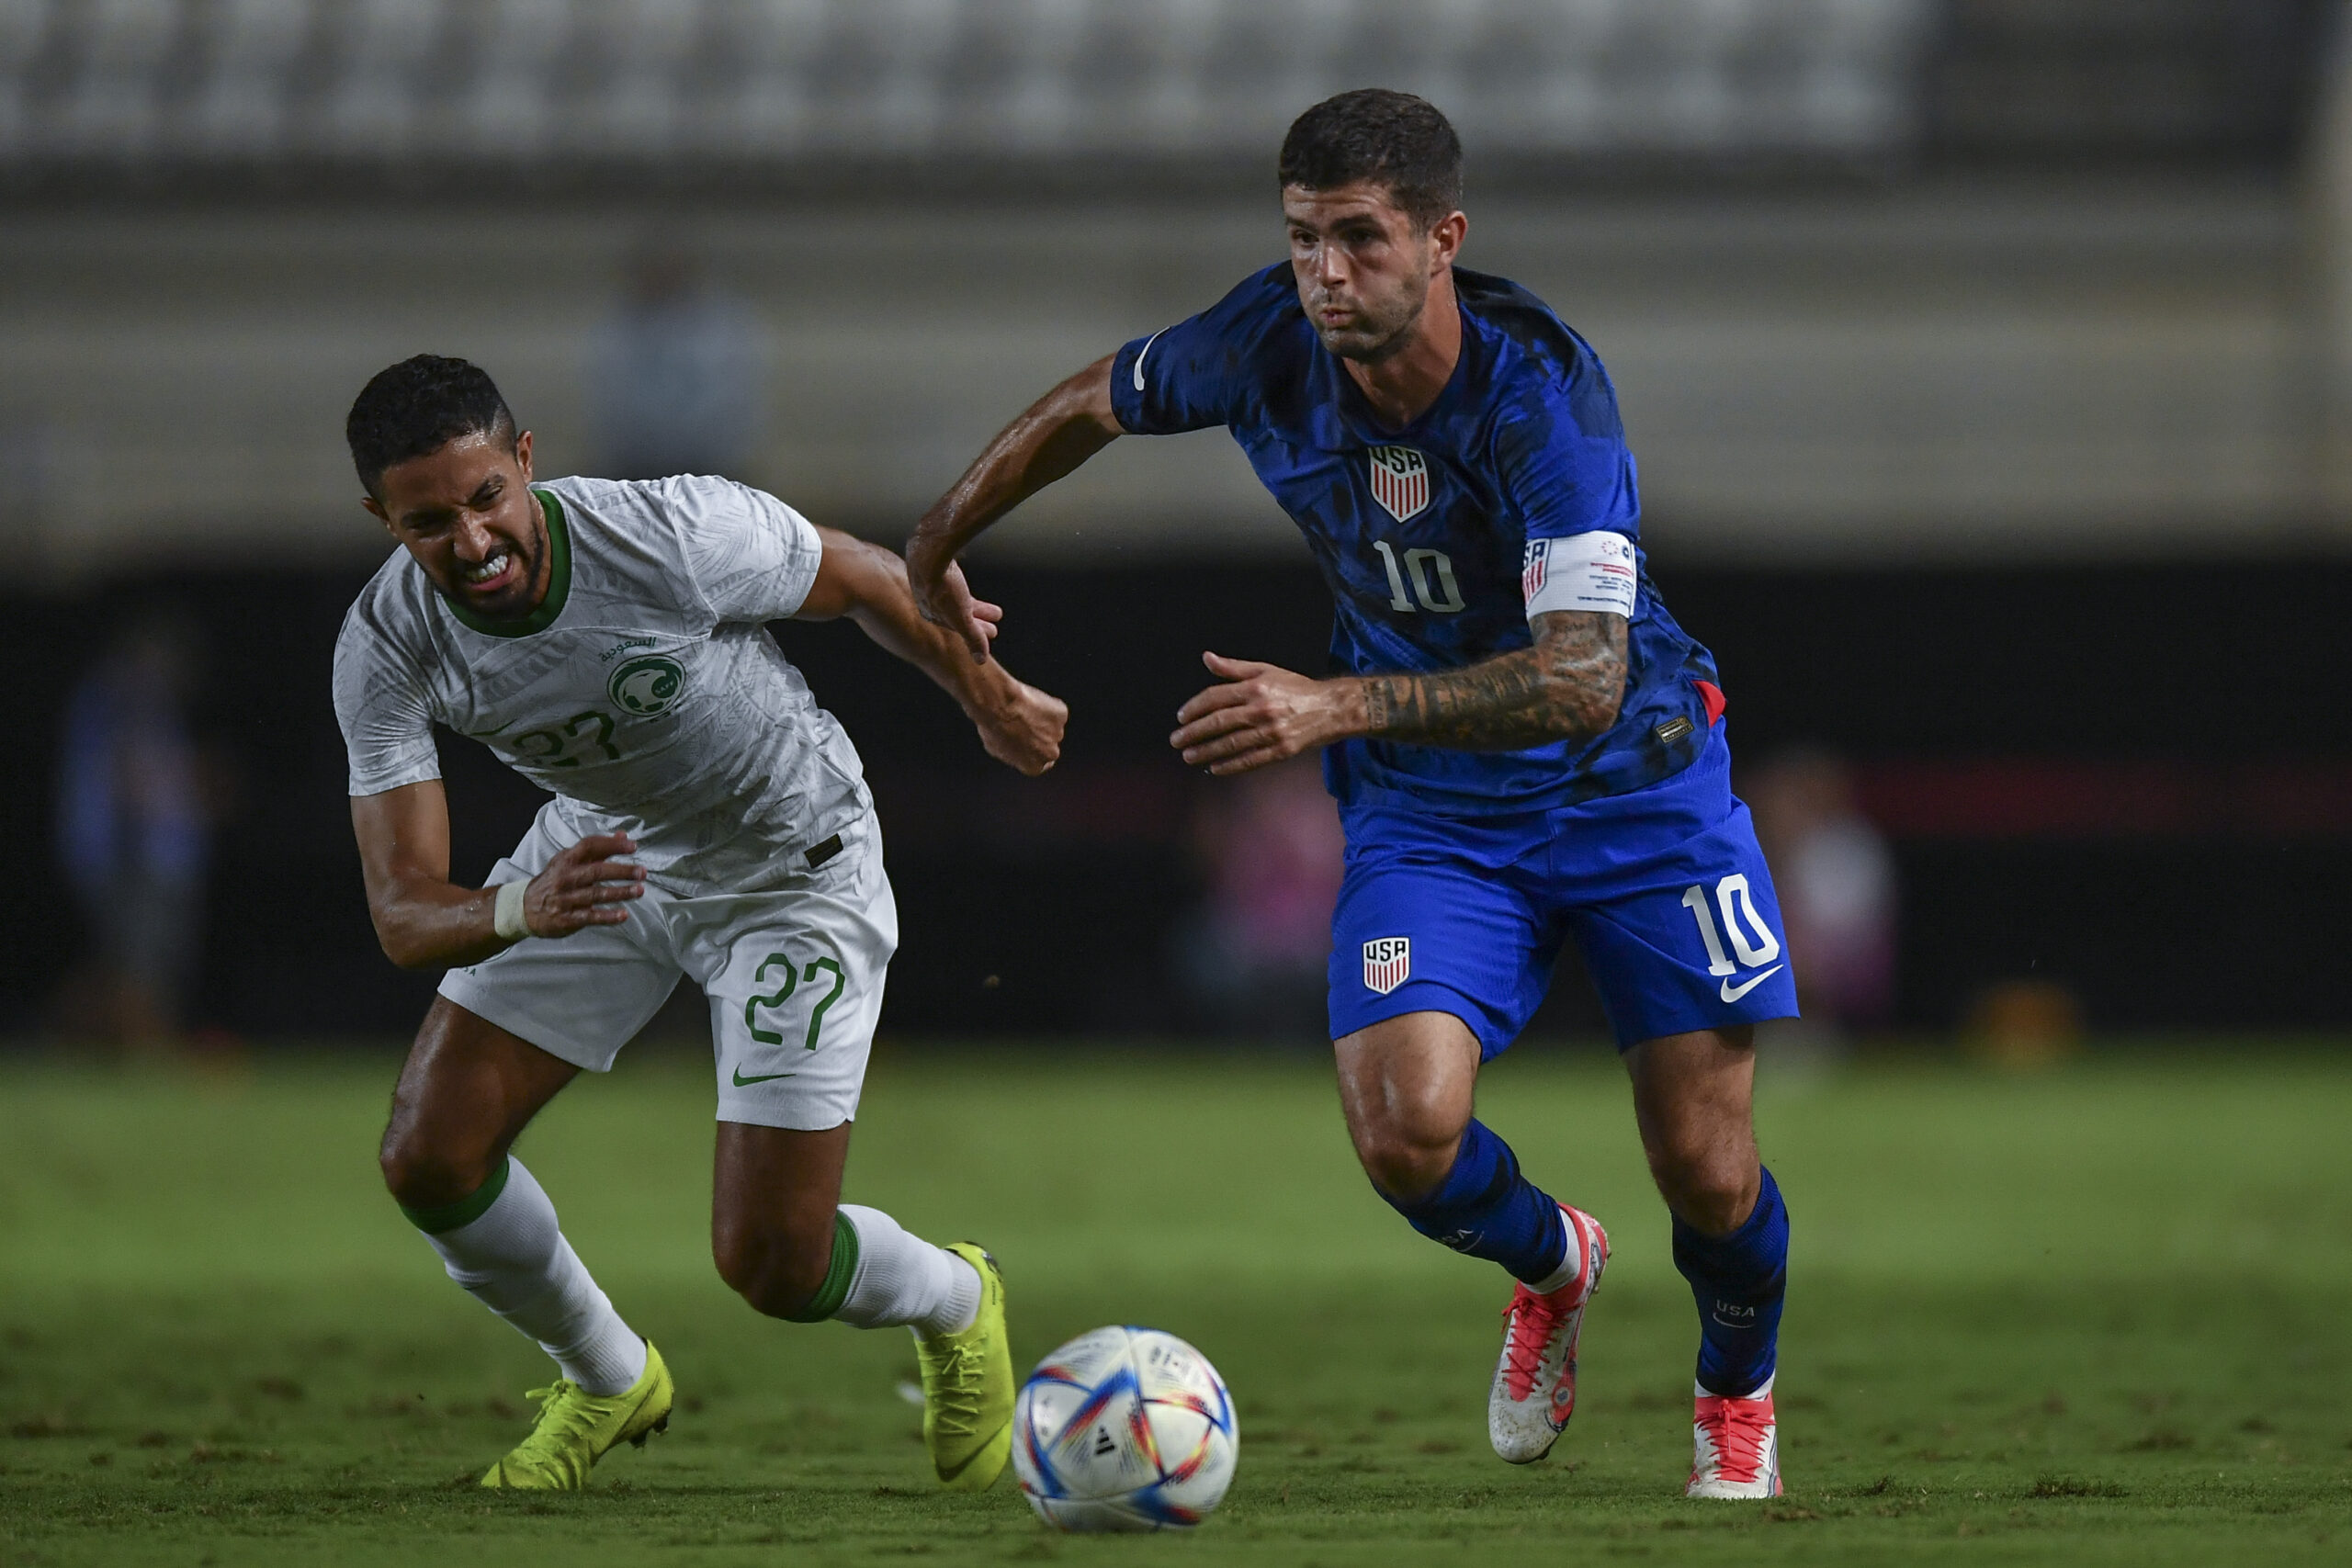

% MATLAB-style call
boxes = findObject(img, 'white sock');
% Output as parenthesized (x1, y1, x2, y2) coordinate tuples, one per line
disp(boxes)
(1527, 1207, 1585, 1297)
(419, 1157, 648, 1396)
(834, 1203, 982, 1338)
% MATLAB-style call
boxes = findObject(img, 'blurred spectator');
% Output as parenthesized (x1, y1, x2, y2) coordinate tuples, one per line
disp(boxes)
(1964, 978, 2086, 1072)
(586, 243, 768, 480)
(1173, 758, 1346, 1038)
(54, 615, 211, 1047)
(1748, 749, 1897, 1042)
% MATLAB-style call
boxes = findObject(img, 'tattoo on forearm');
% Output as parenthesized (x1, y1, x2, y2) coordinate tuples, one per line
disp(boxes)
(1359, 611, 1627, 750)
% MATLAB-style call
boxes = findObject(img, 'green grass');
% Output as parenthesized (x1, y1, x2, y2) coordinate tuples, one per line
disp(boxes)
(2, 1043, 2349, 1566)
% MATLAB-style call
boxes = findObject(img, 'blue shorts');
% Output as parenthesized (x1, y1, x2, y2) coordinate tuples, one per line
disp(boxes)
(1328, 728, 1799, 1055)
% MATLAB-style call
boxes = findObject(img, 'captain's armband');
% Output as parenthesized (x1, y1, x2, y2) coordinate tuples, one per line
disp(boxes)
(1521, 532, 1637, 622)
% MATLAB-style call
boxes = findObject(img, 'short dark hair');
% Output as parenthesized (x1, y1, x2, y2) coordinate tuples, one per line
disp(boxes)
(346, 354, 516, 498)
(1278, 89, 1464, 228)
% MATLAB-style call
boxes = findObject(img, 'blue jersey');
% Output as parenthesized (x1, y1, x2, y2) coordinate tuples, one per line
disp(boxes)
(1111, 264, 1722, 817)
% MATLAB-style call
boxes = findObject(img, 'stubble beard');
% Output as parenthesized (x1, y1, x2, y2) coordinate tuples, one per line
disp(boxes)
(1311, 278, 1430, 366)
(454, 515, 548, 622)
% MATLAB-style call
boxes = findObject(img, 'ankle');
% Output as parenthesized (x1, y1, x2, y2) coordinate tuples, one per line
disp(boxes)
(1522, 1207, 1589, 1297)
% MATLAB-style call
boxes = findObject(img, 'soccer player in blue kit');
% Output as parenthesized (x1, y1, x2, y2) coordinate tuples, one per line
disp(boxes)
(907, 90, 1796, 1499)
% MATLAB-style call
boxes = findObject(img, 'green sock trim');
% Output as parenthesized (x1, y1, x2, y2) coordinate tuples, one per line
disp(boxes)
(398, 1156, 513, 1235)
(786, 1212, 860, 1323)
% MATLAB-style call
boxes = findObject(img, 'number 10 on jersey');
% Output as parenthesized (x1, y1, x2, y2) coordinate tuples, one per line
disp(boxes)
(1371, 541, 1465, 614)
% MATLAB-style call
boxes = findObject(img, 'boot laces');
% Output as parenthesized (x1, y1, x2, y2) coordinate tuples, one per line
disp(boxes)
(1698, 1396, 1773, 1481)
(927, 1343, 984, 1438)
(503, 1382, 605, 1471)
(1499, 1290, 1564, 1403)
(521, 1382, 597, 1433)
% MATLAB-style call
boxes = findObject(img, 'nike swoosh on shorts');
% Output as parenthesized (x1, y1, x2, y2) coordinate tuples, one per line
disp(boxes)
(1719, 965, 1784, 1004)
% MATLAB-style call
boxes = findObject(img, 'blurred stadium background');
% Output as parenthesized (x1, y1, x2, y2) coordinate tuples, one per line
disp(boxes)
(2, 0, 2347, 1050)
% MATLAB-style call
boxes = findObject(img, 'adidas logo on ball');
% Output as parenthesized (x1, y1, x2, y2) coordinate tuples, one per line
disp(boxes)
(1012, 1325, 1238, 1532)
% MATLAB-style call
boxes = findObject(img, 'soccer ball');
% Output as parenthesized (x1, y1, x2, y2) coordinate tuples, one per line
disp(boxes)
(1012, 1325, 1238, 1531)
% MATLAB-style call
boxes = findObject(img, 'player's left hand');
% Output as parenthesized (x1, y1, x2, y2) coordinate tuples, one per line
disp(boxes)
(1171, 651, 1355, 775)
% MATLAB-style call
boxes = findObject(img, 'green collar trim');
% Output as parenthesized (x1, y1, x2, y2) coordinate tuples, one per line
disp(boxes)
(437, 489, 572, 638)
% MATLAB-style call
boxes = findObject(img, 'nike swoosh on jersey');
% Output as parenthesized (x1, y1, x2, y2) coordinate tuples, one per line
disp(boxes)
(1132, 329, 1165, 391)
(1719, 965, 1785, 1004)
(730, 1066, 796, 1087)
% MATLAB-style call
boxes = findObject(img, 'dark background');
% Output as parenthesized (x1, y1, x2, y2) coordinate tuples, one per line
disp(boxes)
(6, 552, 2342, 1040)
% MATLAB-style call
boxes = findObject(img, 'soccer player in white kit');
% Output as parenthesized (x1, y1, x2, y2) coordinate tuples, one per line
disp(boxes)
(334, 355, 1066, 1492)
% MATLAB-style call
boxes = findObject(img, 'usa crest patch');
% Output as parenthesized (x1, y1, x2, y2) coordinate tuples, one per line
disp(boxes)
(1366, 446, 1430, 523)
(1521, 538, 1548, 601)
(1363, 936, 1411, 995)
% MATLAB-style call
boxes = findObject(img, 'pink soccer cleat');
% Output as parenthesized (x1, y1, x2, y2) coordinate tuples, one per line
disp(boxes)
(1687, 1378, 1781, 1498)
(1487, 1204, 1610, 1463)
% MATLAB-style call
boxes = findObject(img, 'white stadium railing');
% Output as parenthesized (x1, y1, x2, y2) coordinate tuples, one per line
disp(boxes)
(0, 0, 1936, 168)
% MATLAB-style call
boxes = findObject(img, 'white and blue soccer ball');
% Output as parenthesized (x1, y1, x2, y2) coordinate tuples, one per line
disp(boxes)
(1012, 1325, 1238, 1532)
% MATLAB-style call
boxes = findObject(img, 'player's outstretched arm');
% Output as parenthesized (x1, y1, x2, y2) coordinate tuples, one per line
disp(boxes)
(1170, 610, 1628, 775)
(350, 781, 646, 970)
(1356, 609, 1628, 750)
(904, 354, 1123, 661)
(797, 527, 1068, 776)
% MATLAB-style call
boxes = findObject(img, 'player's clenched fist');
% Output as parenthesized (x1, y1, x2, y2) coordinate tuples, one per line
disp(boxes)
(970, 677, 1068, 776)
(522, 833, 646, 937)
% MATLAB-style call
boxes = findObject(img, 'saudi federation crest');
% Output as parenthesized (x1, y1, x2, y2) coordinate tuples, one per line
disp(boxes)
(1363, 936, 1411, 995)
(1366, 446, 1430, 523)
(607, 653, 686, 716)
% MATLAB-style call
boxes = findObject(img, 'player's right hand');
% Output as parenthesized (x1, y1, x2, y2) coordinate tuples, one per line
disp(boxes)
(971, 677, 1068, 776)
(521, 833, 646, 938)
(905, 537, 996, 664)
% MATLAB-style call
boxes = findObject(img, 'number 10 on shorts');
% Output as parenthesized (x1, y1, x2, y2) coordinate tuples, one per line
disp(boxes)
(1680, 875, 1781, 976)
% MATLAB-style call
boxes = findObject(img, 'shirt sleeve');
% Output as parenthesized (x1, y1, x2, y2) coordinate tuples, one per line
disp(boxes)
(1493, 391, 1643, 547)
(668, 476, 825, 623)
(1108, 266, 1289, 435)
(333, 608, 442, 797)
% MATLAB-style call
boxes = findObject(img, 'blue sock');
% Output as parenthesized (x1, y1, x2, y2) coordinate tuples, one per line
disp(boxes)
(1671, 1165, 1788, 1397)
(1377, 1119, 1569, 1286)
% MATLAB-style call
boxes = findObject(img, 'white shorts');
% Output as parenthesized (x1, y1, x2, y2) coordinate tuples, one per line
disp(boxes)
(437, 803, 898, 1131)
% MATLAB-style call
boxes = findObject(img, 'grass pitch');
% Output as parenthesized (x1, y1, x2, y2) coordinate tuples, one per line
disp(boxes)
(1, 1043, 2348, 1567)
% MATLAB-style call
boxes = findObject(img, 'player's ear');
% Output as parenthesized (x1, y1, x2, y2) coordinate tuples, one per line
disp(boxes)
(513, 429, 535, 481)
(361, 495, 390, 528)
(1430, 210, 1467, 266)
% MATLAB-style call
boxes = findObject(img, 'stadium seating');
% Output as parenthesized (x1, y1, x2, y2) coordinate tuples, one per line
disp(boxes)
(0, 0, 1937, 168)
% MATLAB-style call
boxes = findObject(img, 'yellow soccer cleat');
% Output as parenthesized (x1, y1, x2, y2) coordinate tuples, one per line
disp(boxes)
(915, 1244, 1013, 1491)
(481, 1340, 674, 1490)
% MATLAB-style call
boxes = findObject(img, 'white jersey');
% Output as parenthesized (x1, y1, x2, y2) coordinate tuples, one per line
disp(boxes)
(333, 474, 867, 897)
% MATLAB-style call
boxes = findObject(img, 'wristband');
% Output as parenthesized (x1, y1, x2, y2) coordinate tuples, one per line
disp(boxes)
(492, 879, 530, 942)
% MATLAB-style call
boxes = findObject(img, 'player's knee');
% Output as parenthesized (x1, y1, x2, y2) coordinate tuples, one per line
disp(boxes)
(1337, 1032, 1476, 1201)
(713, 1226, 829, 1321)
(377, 1125, 500, 1212)
(1350, 1117, 1459, 1202)
(1645, 1136, 1752, 1235)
